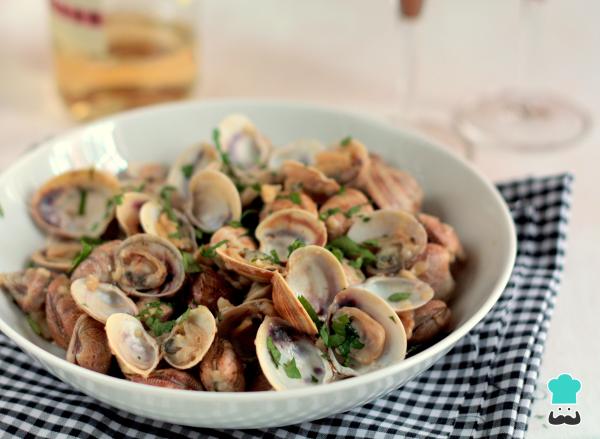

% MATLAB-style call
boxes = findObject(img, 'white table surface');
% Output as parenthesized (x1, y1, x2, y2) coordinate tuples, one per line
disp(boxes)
(1, 1, 598, 437)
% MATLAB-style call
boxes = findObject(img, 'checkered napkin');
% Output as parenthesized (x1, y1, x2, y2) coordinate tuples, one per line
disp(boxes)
(0, 174, 573, 439)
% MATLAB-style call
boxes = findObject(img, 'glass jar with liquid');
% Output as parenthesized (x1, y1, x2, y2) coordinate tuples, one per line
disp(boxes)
(50, 0, 199, 121)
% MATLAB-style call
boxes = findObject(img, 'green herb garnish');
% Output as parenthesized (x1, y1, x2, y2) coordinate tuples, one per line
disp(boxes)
(69, 236, 103, 273)
(318, 207, 341, 222)
(326, 245, 344, 262)
(287, 239, 306, 257)
(327, 236, 376, 266)
(340, 136, 352, 147)
(228, 220, 243, 228)
(344, 204, 365, 218)
(269, 249, 281, 264)
(325, 314, 365, 366)
(389, 315, 397, 323)
(26, 315, 42, 336)
(387, 292, 411, 302)
(277, 191, 302, 206)
(250, 182, 261, 192)
(194, 229, 204, 241)
(136, 301, 176, 337)
(200, 240, 228, 259)
(77, 189, 88, 216)
(311, 375, 319, 383)
(182, 251, 202, 273)
(297, 295, 321, 329)
(338, 185, 346, 195)
(283, 357, 302, 379)
(181, 164, 194, 179)
(168, 231, 182, 239)
(159, 186, 178, 222)
(348, 256, 364, 269)
(362, 239, 379, 247)
(266, 336, 281, 367)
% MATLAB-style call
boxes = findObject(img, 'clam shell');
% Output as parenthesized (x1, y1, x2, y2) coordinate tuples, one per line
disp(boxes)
(268, 139, 325, 171)
(186, 169, 242, 232)
(255, 208, 327, 263)
(218, 114, 272, 169)
(115, 192, 152, 236)
(360, 275, 434, 312)
(216, 246, 280, 283)
(326, 287, 407, 377)
(255, 316, 333, 390)
(139, 200, 197, 252)
(30, 169, 121, 239)
(166, 142, 220, 197)
(314, 138, 370, 185)
(162, 306, 217, 369)
(106, 313, 160, 377)
(272, 245, 348, 335)
(70, 277, 138, 323)
(31, 240, 82, 272)
(113, 234, 185, 298)
(319, 188, 373, 239)
(281, 161, 340, 200)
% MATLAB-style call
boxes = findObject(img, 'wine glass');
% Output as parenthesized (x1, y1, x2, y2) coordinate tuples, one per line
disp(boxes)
(454, 0, 590, 151)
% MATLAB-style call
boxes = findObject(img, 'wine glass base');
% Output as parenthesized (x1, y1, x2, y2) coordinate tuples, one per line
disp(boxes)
(454, 90, 590, 152)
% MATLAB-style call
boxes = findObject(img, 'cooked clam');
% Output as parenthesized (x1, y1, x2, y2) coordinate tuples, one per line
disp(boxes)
(71, 240, 121, 284)
(106, 313, 161, 377)
(30, 169, 121, 239)
(127, 369, 202, 390)
(199, 337, 245, 392)
(281, 161, 340, 200)
(255, 209, 327, 263)
(360, 275, 434, 312)
(272, 245, 348, 335)
(0, 268, 54, 313)
(326, 288, 407, 377)
(139, 200, 197, 252)
(45, 274, 82, 349)
(347, 209, 427, 274)
(67, 314, 112, 374)
(256, 316, 333, 390)
(362, 155, 423, 213)
(185, 169, 242, 232)
(162, 306, 217, 369)
(216, 246, 282, 283)
(268, 139, 325, 171)
(411, 299, 451, 344)
(260, 190, 318, 221)
(31, 240, 82, 272)
(166, 142, 220, 196)
(210, 225, 255, 251)
(115, 192, 152, 236)
(188, 266, 234, 315)
(418, 213, 466, 263)
(71, 276, 138, 323)
(218, 114, 272, 170)
(314, 138, 370, 185)
(410, 243, 455, 301)
(319, 188, 373, 239)
(113, 234, 185, 298)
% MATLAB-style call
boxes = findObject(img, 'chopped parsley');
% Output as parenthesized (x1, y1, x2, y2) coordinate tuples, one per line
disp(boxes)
(387, 292, 411, 302)
(283, 357, 302, 379)
(213, 128, 238, 179)
(277, 191, 302, 205)
(181, 164, 194, 179)
(266, 336, 281, 367)
(268, 249, 281, 264)
(228, 220, 243, 228)
(168, 231, 182, 239)
(319, 207, 341, 221)
(182, 251, 202, 273)
(159, 186, 178, 222)
(325, 245, 344, 262)
(361, 216, 371, 223)
(69, 236, 103, 273)
(287, 239, 305, 257)
(362, 239, 379, 247)
(200, 240, 228, 259)
(26, 314, 42, 336)
(389, 315, 397, 323)
(324, 313, 365, 366)
(340, 136, 352, 147)
(338, 185, 346, 195)
(194, 229, 204, 241)
(136, 301, 176, 337)
(311, 375, 319, 383)
(327, 236, 376, 267)
(77, 189, 88, 216)
(250, 182, 261, 192)
(348, 256, 364, 269)
(297, 295, 322, 329)
(344, 204, 366, 218)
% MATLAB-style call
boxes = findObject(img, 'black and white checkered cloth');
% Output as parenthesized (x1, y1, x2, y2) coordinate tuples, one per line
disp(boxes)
(0, 174, 572, 439)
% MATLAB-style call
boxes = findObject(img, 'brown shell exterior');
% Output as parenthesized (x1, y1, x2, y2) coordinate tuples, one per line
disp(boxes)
(127, 369, 202, 390)
(66, 315, 111, 374)
(199, 337, 245, 392)
(271, 272, 318, 336)
(216, 247, 279, 283)
(71, 240, 122, 284)
(45, 274, 82, 349)
(260, 191, 318, 221)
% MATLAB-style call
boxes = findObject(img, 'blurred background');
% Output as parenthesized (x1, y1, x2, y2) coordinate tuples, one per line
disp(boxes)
(1, 1, 599, 436)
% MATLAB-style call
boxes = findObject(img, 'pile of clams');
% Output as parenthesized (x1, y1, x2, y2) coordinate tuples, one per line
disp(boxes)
(0, 114, 465, 392)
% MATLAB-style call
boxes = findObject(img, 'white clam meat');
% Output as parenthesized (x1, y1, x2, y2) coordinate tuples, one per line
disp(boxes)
(70, 277, 138, 323)
(360, 275, 434, 312)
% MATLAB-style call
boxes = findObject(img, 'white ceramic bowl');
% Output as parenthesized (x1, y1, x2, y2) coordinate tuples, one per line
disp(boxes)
(0, 101, 516, 429)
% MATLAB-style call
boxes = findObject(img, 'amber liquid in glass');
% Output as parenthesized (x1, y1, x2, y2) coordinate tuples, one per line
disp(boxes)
(53, 13, 197, 121)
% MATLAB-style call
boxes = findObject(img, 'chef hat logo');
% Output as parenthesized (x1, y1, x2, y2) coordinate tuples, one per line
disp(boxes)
(547, 374, 581, 404)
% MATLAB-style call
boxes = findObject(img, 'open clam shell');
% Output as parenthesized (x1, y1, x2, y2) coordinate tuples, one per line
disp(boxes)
(185, 169, 242, 232)
(162, 306, 217, 369)
(347, 209, 427, 274)
(216, 246, 281, 283)
(272, 245, 348, 335)
(326, 287, 407, 377)
(268, 139, 325, 171)
(113, 234, 185, 298)
(318, 188, 373, 239)
(115, 192, 152, 236)
(218, 114, 272, 170)
(106, 313, 161, 378)
(360, 275, 434, 312)
(166, 142, 220, 197)
(31, 239, 82, 272)
(70, 277, 138, 323)
(71, 240, 121, 284)
(255, 209, 327, 263)
(140, 200, 197, 252)
(256, 316, 334, 390)
(281, 161, 340, 200)
(314, 138, 370, 185)
(30, 169, 121, 239)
